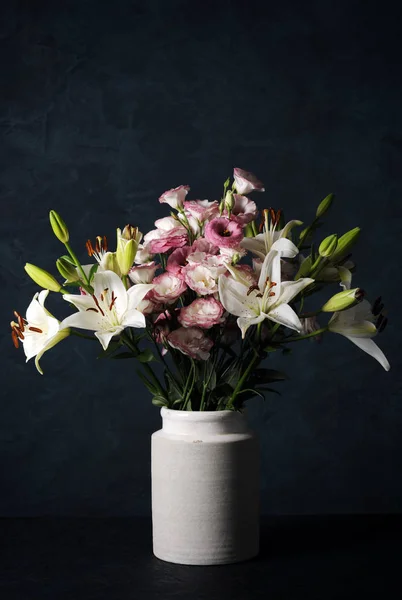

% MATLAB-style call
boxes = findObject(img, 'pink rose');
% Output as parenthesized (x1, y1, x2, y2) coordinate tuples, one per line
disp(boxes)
(225, 194, 258, 225)
(147, 227, 189, 254)
(191, 238, 219, 255)
(159, 185, 190, 209)
(166, 246, 191, 278)
(129, 261, 159, 284)
(233, 167, 265, 195)
(151, 272, 187, 304)
(184, 199, 220, 222)
(204, 217, 244, 249)
(168, 327, 213, 360)
(178, 297, 225, 329)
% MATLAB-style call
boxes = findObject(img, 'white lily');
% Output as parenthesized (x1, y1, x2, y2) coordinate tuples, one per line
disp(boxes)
(61, 270, 153, 350)
(241, 209, 302, 260)
(12, 290, 70, 374)
(328, 268, 390, 371)
(219, 249, 314, 338)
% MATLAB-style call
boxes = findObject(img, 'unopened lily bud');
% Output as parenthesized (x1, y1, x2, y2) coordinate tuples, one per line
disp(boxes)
(330, 227, 360, 263)
(116, 226, 141, 276)
(295, 256, 312, 279)
(56, 257, 80, 282)
(224, 190, 235, 212)
(25, 263, 62, 292)
(321, 287, 364, 312)
(49, 210, 69, 244)
(121, 224, 141, 243)
(316, 193, 334, 218)
(101, 251, 121, 276)
(319, 234, 338, 258)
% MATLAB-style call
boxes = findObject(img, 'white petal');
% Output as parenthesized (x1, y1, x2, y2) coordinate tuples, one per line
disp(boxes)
(26, 292, 48, 325)
(95, 327, 123, 351)
(237, 314, 265, 339)
(329, 319, 377, 337)
(121, 308, 146, 329)
(93, 270, 128, 316)
(126, 283, 155, 312)
(240, 235, 266, 259)
(218, 276, 254, 318)
(271, 237, 299, 258)
(61, 310, 104, 332)
(278, 220, 303, 240)
(338, 266, 352, 290)
(268, 303, 302, 332)
(278, 278, 314, 304)
(62, 293, 95, 312)
(23, 333, 48, 361)
(34, 328, 70, 375)
(342, 335, 390, 371)
(258, 249, 279, 291)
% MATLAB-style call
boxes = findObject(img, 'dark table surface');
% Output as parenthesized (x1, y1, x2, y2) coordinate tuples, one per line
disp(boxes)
(1, 515, 401, 599)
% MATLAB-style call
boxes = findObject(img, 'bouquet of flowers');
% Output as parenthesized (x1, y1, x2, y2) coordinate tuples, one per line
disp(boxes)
(11, 168, 390, 411)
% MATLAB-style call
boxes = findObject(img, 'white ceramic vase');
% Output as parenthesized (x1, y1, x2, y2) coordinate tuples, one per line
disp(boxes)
(151, 407, 260, 565)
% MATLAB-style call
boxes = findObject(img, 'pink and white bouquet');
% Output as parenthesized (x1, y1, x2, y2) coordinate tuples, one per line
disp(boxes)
(11, 168, 390, 411)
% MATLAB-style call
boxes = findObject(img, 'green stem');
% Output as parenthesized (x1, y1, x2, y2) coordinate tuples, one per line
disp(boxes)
(285, 327, 328, 343)
(121, 332, 166, 397)
(182, 360, 196, 410)
(228, 350, 260, 410)
(122, 275, 129, 290)
(64, 242, 91, 286)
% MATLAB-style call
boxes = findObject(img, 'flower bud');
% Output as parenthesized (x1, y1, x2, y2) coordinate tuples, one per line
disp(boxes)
(24, 263, 62, 292)
(318, 234, 338, 258)
(330, 227, 360, 263)
(101, 251, 122, 276)
(121, 224, 141, 243)
(316, 193, 334, 218)
(224, 190, 235, 212)
(116, 226, 141, 276)
(295, 256, 312, 279)
(56, 257, 80, 282)
(49, 210, 69, 244)
(321, 287, 364, 312)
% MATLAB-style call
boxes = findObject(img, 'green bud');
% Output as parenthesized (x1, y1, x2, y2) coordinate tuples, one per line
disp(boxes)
(244, 223, 255, 238)
(25, 263, 62, 292)
(116, 226, 141, 276)
(56, 257, 80, 282)
(224, 190, 235, 212)
(316, 193, 334, 218)
(330, 227, 360, 263)
(321, 287, 364, 312)
(102, 251, 122, 276)
(318, 234, 338, 258)
(49, 210, 69, 244)
(295, 256, 312, 279)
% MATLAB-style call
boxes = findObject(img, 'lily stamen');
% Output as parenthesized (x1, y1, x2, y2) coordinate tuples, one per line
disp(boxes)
(109, 291, 117, 311)
(28, 326, 43, 333)
(11, 330, 19, 348)
(92, 295, 105, 317)
(86, 236, 108, 264)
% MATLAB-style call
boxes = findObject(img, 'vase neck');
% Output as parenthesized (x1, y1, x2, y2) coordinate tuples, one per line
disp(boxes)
(160, 408, 249, 436)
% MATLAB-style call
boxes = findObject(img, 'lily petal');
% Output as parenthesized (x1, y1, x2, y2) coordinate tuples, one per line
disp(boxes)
(219, 276, 255, 318)
(278, 278, 314, 305)
(62, 293, 95, 312)
(271, 237, 299, 258)
(278, 220, 303, 240)
(267, 303, 302, 332)
(258, 249, 280, 292)
(121, 308, 146, 329)
(93, 270, 128, 317)
(240, 235, 266, 259)
(328, 319, 377, 337)
(95, 327, 124, 351)
(237, 314, 265, 339)
(126, 283, 155, 312)
(26, 291, 49, 324)
(342, 335, 390, 371)
(34, 328, 70, 375)
(61, 310, 104, 332)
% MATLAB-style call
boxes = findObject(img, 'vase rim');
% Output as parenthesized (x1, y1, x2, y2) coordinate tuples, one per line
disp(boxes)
(160, 407, 244, 421)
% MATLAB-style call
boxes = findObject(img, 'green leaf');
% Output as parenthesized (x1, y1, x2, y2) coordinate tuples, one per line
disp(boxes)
(204, 362, 217, 391)
(137, 370, 158, 395)
(97, 340, 121, 359)
(88, 263, 99, 282)
(137, 348, 156, 363)
(60, 255, 76, 266)
(237, 388, 266, 400)
(111, 352, 136, 360)
(152, 395, 169, 407)
(250, 368, 287, 384)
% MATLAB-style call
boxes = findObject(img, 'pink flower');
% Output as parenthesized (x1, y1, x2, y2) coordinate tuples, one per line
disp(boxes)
(184, 200, 220, 222)
(129, 261, 159, 284)
(178, 297, 225, 329)
(184, 264, 219, 295)
(166, 246, 191, 278)
(151, 272, 187, 304)
(233, 167, 265, 195)
(137, 296, 163, 316)
(168, 327, 213, 360)
(219, 245, 247, 262)
(226, 194, 258, 225)
(204, 217, 244, 249)
(153, 312, 173, 353)
(159, 185, 190, 209)
(191, 238, 219, 255)
(147, 227, 189, 254)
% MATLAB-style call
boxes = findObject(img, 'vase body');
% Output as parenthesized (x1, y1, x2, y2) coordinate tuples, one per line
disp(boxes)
(151, 407, 260, 565)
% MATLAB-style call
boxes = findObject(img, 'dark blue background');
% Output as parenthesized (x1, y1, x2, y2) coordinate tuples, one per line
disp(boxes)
(1, 0, 401, 516)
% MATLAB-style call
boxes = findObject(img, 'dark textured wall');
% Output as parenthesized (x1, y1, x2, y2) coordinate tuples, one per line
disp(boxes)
(1, 0, 401, 516)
